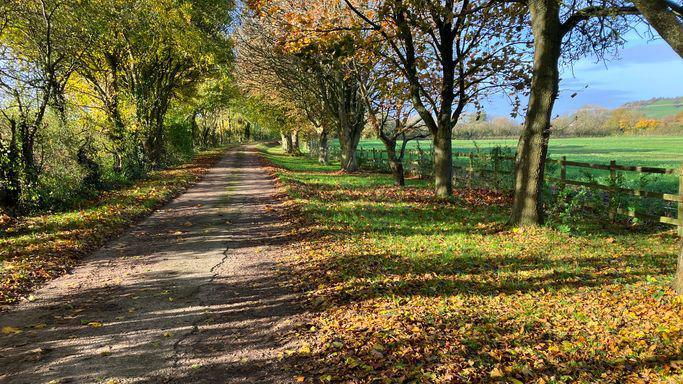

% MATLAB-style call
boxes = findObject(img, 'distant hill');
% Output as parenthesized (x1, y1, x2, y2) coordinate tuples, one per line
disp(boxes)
(621, 97, 683, 119)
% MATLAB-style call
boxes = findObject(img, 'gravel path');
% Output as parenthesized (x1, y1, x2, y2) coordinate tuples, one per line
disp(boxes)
(0, 146, 302, 384)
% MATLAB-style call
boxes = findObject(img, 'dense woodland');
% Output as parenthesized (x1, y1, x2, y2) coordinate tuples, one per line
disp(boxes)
(0, 0, 270, 216)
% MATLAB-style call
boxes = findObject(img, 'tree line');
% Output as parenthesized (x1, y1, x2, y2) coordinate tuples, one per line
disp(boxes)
(451, 106, 683, 140)
(0, 0, 276, 215)
(239, 0, 681, 225)
(238, 0, 682, 291)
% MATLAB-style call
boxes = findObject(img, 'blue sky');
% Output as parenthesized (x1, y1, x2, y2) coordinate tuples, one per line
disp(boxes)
(483, 34, 683, 120)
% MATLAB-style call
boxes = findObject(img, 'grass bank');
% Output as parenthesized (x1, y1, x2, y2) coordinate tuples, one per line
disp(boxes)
(261, 145, 683, 384)
(0, 148, 227, 306)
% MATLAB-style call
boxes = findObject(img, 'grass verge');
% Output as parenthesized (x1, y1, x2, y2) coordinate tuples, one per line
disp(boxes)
(0, 148, 227, 306)
(260, 145, 683, 384)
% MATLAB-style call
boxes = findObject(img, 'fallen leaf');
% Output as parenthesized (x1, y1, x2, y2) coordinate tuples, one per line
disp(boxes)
(2, 326, 22, 335)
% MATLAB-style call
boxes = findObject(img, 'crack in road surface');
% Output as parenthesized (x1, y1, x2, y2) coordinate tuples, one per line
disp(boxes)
(0, 146, 303, 383)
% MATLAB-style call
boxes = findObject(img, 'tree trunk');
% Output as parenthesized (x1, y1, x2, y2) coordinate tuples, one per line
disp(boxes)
(113, 152, 123, 173)
(510, 0, 562, 226)
(631, 0, 683, 57)
(0, 120, 21, 213)
(332, 69, 365, 172)
(19, 123, 38, 189)
(379, 137, 404, 186)
(190, 111, 199, 147)
(292, 130, 300, 154)
(339, 127, 361, 172)
(388, 156, 405, 186)
(111, 116, 125, 174)
(148, 117, 165, 166)
(105, 52, 126, 173)
(244, 122, 251, 142)
(281, 131, 293, 153)
(318, 129, 329, 164)
(338, 110, 364, 172)
(433, 122, 453, 198)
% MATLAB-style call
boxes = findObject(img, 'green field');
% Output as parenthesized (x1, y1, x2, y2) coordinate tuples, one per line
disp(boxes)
(333, 136, 683, 193)
(632, 97, 683, 119)
(350, 136, 683, 169)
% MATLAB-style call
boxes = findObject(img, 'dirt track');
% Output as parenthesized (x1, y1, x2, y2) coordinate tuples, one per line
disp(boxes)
(0, 146, 302, 383)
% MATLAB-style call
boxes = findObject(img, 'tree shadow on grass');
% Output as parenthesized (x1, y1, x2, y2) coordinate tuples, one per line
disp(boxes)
(292, 307, 683, 383)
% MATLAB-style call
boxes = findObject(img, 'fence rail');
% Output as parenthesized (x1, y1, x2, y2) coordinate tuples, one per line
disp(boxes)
(349, 147, 683, 236)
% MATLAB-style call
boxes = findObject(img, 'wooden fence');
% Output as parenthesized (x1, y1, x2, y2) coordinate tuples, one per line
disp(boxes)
(353, 147, 683, 236)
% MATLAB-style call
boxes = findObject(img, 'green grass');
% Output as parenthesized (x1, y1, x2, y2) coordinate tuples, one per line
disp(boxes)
(262, 144, 683, 383)
(348, 136, 683, 169)
(331, 136, 683, 193)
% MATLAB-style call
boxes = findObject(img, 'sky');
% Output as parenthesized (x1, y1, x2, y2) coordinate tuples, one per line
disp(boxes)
(482, 32, 683, 120)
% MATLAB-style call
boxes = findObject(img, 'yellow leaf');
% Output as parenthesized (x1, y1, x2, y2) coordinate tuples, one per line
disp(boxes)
(489, 367, 504, 378)
(298, 344, 311, 354)
(88, 321, 103, 328)
(2, 326, 22, 335)
(295, 376, 305, 382)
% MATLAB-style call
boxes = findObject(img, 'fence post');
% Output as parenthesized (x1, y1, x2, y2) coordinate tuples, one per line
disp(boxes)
(609, 160, 617, 222)
(678, 165, 683, 237)
(560, 156, 567, 190)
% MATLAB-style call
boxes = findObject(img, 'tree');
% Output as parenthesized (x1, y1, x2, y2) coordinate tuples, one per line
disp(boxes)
(631, 0, 682, 57)
(342, 0, 529, 197)
(0, 0, 81, 212)
(235, 15, 315, 155)
(0, 0, 236, 214)
(510, 0, 638, 226)
(238, 8, 366, 168)
(116, 0, 233, 166)
(355, 59, 429, 185)
(317, 61, 366, 171)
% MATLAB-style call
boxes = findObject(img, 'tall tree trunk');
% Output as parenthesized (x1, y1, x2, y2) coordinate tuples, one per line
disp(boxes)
(433, 119, 453, 197)
(383, 139, 405, 186)
(105, 52, 126, 173)
(148, 115, 165, 166)
(281, 131, 293, 153)
(110, 111, 126, 173)
(631, 0, 683, 57)
(19, 123, 38, 189)
(244, 122, 251, 142)
(331, 69, 365, 172)
(190, 111, 199, 147)
(339, 123, 362, 172)
(318, 129, 329, 164)
(292, 130, 300, 153)
(1, 120, 21, 213)
(510, 0, 562, 226)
